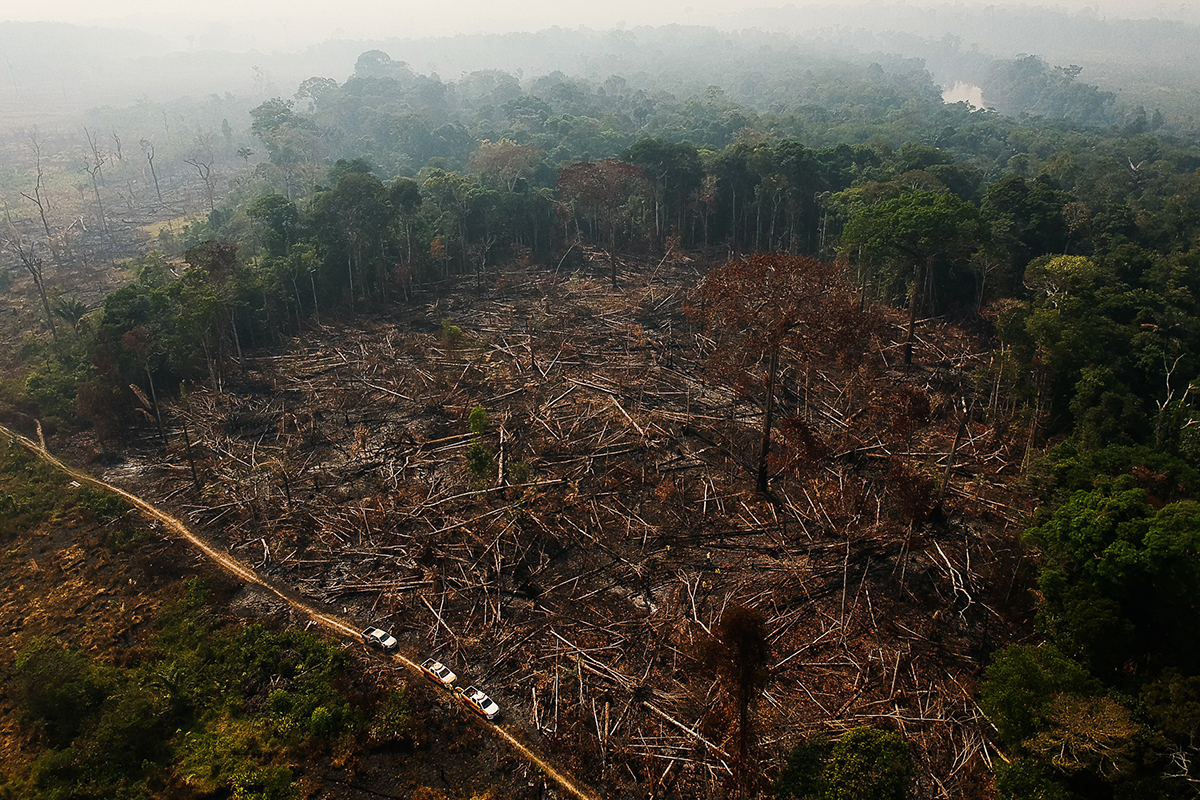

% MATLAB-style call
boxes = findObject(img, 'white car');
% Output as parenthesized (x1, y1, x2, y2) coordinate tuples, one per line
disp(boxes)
(458, 685, 501, 720)
(420, 658, 457, 689)
(361, 626, 398, 652)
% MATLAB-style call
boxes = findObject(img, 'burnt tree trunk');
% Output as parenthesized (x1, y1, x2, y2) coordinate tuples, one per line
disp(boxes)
(757, 346, 780, 494)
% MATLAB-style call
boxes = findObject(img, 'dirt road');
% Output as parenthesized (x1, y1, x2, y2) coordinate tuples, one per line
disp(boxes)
(1, 423, 600, 800)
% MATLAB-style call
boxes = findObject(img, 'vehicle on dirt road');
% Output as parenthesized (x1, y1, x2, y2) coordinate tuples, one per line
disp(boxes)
(420, 658, 457, 689)
(457, 685, 501, 720)
(362, 627, 398, 652)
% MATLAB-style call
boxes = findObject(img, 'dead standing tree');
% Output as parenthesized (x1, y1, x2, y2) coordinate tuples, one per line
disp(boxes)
(557, 159, 644, 289)
(22, 130, 53, 239)
(702, 604, 772, 800)
(141, 139, 163, 204)
(2, 210, 58, 342)
(82, 127, 109, 235)
(691, 253, 863, 493)
(185, 136, 218, 214)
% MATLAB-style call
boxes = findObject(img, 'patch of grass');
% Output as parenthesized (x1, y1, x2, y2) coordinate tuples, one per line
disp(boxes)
(0, 436, 74, 538)
(2, 576, 370, 800)
(76, 484, 130, 522)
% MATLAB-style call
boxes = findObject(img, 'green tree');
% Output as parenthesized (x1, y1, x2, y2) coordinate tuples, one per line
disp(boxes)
(821, 727, 912, 800)
(980, 644, 1097, 749)
(309, 171, 393, 305)
(839, 190, 984, 363)
(247, 194, 300, 258)
(623, 138, 703, 250)
(1026, 482, 1200, 673)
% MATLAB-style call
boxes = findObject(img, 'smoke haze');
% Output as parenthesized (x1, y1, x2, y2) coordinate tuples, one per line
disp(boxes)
(4, 0, 1198, 52)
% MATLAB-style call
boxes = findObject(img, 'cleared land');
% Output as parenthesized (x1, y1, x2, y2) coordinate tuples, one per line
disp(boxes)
(63, 253, 1031, 798)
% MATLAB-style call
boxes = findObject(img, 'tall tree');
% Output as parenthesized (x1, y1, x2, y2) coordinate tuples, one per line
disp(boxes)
(703, 605, 771, 799)
(840, 190, 985, 364)
(2, 217, 57, 342)
(557, 159, 644, 289)
(470, 138, 540, 192)
(21, 130, 53, 238)
(623, 138, 702, 250)
(693, 253, 863, 492)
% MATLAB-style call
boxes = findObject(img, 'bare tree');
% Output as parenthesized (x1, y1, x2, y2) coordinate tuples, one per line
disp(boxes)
(185, 136, 217, 213)
(3, 205, 57, 342)
(140, 139, 163, 203)
(20, 130, 53, 238)
(82, 128, 109, 233)
(83, 127, 106, 185)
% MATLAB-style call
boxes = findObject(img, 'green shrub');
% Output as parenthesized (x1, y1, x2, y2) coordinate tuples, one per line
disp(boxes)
(77, 484, 129, 522)
(178, 717, 283, 796)
(3, 514, 362, 799)
(465, 406, 495, 484)
(774, 730, 922, 800)
(994, 758, 1079, 800)
(74, 682, 173, 777)
(468, 405, 488, 435)
(103, 525, 156, 551)
(441, 317, 463, 345)
(24, 358, 86, 423)
(13, 639, 114, 747)
(465, 441, 496, 484)
(821, 727, 912, 800)
(773, 739, 829, 799)
(369, 685, 416, 745)
(0, 437, 73, 537)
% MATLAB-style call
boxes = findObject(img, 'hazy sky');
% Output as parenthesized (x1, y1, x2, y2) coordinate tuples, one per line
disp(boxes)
(2, 0, 1195, 51)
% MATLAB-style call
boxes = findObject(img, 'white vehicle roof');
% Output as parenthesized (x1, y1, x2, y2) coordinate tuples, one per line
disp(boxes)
(468, 687, 499, 712)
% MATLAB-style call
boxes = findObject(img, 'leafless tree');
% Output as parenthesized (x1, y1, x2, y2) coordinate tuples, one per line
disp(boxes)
(83, 127, 106, 185)
(3, 205, 57, 342)
(185, 136, 217, 213)
(20, 130, 53, 238)
(140, 139, 163, 203)
(82, 128, 109, 233)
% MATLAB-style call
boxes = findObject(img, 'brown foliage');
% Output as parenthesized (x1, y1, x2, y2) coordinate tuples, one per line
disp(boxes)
(887, 458, 935, 524)
(691, 253, 875, 491)
(183, 240, 238, 281)
(74, 381, 129, 440)
(767, 415, 828, 477)
(701, 604, 772, 799)
(557, 159, 645, 286)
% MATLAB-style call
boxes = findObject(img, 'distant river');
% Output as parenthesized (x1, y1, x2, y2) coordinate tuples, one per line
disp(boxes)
(942, 82, 985, 108)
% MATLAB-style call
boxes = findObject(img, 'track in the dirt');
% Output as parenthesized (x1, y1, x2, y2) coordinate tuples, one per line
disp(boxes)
(1, 424, 601, 800)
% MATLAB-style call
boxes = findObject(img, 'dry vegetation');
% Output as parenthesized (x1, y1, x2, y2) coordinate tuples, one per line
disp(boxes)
(0, 123, 244, 359)
(80, 250, 1033, 798)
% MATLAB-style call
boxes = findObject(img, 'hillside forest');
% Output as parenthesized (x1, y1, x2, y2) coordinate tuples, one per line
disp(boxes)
(3, 22, 1200, 800)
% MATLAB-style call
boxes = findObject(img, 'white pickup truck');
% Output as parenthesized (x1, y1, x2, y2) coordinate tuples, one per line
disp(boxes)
(361, 626, 398, 652)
